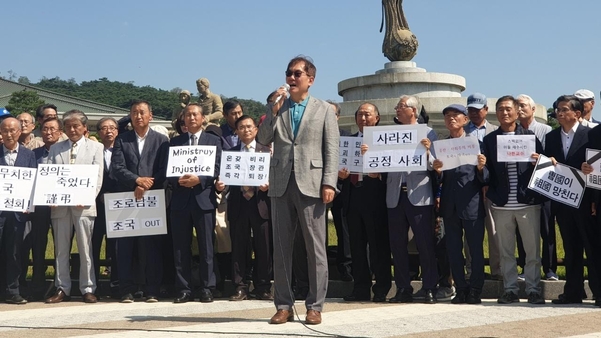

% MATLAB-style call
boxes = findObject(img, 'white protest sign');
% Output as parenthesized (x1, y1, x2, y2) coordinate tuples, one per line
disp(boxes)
(220, 151, 270, 186)
(362, 125, 428, 173)
(0, 166, 36, 212)
(166, 145, 216, 177)
(528, 154, 585, 208)
(33, 164, 99, 206)
(585, 148, 601, 190)
(104, 189, 167, 238)
(497, 135, 536, 162)
(432, 137, 480, 170)
(339, 136, 363, 173)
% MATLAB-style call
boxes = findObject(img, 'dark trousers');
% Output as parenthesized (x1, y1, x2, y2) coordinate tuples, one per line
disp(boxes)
(330, 201, 352, 277)
(0, 215, 25, 296)
(116, 235, 163, 297)
(292, 221, 309, 295)
(230, 197, 272, 293)
(556, 205, 601, 299)
(92, 202, 118, 289)
(171, 196, 216, 294)
(444, 214, 485, 291)
(517, 200, 557, 274)
(21, 206, 52, 291)
(347, 195, 391, 297)
(388, 192, 437, 291)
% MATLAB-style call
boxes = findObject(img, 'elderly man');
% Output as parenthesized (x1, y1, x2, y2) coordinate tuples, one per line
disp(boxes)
(339, 103, 391, 302)
(196, 78, 223, 125)
(516, 94, 557, 281)
(483, 96, 544, 305)
(433, 104, 488, 304)
(111, 100, 169, 303)
(22, 117, 63, 300)
(574, 89, 598, 127)
(0, 117, 37, 304)
(45, 110, 104, 304)
(169, 103, 222, 304)
(17, 112, 42, 149)
(257, 56, 339, 325)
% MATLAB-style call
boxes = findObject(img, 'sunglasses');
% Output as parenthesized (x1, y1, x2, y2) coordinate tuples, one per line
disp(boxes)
(285, 70, 307, 78)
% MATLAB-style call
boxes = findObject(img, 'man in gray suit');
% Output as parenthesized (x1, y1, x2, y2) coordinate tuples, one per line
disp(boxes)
(45, 110, 103, 304)
(257, 55, 339, 326)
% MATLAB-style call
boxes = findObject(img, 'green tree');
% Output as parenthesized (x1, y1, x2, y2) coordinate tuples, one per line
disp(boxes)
(5, 90, 45, 116)
(547, 108, 559, 130)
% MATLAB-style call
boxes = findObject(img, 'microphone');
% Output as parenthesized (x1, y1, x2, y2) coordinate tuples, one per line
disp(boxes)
(273, 84, 290, 105)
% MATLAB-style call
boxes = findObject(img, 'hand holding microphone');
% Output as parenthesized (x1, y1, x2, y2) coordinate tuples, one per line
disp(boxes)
(271, 84, 290, 116)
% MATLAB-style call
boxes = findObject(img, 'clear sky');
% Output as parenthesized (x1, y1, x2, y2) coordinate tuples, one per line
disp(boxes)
(2, 0, 600, 118)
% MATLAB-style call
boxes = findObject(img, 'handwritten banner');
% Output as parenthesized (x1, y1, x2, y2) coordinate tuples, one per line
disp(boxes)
(528, 155, 585, 208)
(220, 151, 270, 186)
(166, 145, 216, 177)
(33, 164, 99, 206)
(497, 135, 536, 162)
(0, 166, 36, 212)
(104, 189, 167, 238)
(362, 125, 427, 173)
(339, 136, 363, 173)
(432, 137, 479, 170)
(585, 148, 601, 190)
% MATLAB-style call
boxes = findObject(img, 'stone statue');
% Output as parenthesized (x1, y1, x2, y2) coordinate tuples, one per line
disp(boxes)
(171, 89, 192, 128)
(381, 0, 419, 61)
(196, 78, 223, 126)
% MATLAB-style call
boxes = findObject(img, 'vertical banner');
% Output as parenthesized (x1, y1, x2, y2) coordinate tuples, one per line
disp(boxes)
(219, 151, 270, 186)
(0, 166, 36, 212)
(33, 164, 99, 206)
(339, 136, 363, 173)
(104, 189, 167, 238)
(585, 148, 601, 190)
(166, 145, 216, 177)
(362, 125, 427, 173)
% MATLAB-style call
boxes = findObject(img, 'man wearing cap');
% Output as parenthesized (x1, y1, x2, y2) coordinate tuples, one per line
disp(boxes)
(464, 93, 501, 281)
(516, 94, 557, 281)
(483, 95, 544, 305)
(433, 104, 488, 304)
(574, 89, 598, 127)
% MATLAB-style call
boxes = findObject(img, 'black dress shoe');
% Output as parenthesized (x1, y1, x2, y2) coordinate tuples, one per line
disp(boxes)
(372, 294, 387, 303)
(552, 295, 582, 304)
(451, 289, 468, 304)
(174, 292, 192, 304)
(343, 293, 370, 302)
(121, 293, 134, 303)
(199, 289, 214, 303)
(229, 289, 248, 301)
(424, 289, 437, 304)
(389, 289, 413, 303)
(255, 290, 274, 300)
(6, 294, 27, 305)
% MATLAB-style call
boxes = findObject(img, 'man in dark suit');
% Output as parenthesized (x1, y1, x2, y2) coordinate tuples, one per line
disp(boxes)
(169, 103, 222, 303)
(219, 100, 243, 150)
(483, 96, 544, 305)
(0, 117, 37, 304)
(552, 95, 601, 306)
(433, 104, 488, 304)
(93, 117, 120, 297)
(257, 56, 339, 325)
(339, 103, 391, 303)
(110, 100, 170, 303)
(216, 115, 272, 301)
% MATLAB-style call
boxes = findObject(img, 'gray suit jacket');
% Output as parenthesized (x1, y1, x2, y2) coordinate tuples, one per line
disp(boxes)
(48, 137, 104, 218)
(385, 127, 438, 208)
(257, 96, 339, 198)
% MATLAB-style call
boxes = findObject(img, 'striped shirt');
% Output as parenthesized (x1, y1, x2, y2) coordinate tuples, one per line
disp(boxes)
(494, 131, 527, 210)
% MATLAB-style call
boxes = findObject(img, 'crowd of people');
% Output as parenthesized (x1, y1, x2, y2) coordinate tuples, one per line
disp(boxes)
(0, 56, 600, 326)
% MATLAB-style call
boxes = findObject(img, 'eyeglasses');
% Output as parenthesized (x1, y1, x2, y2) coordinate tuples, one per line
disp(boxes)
(285, 70, 307, 78)
(99, 126, 117, 132)
(395, 104, 410, 110)
(556, 108, 574, 114)
(42, 127, 60, 133)
(19, 120, 33, 126)
(237, 125, 256, 131)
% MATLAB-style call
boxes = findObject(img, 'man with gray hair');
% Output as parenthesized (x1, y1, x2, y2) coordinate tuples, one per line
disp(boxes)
(45, 110, 104, 304)
(196, 78, 223, 125)
(574, 89, 598, 127)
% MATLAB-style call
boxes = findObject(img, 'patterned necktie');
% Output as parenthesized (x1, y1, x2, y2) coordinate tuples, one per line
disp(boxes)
(70, 142, 77, 164)
(190, 134, 197, 146)
(242, 144, 254, 200)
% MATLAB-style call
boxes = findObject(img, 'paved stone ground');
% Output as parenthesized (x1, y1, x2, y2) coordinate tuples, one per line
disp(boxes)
(0, 297, 600, 338)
